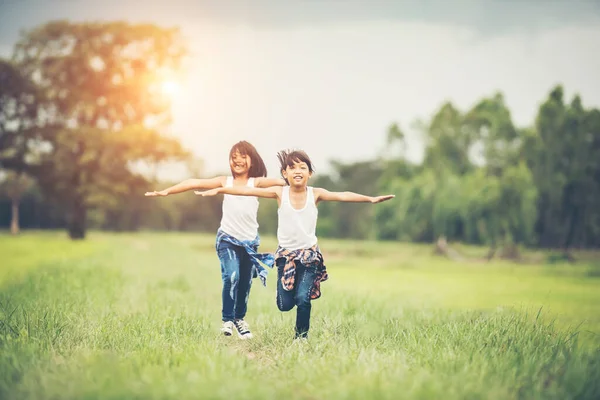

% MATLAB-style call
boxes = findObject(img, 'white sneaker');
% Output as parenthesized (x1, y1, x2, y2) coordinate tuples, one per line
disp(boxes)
(233, 319, 253, 340)
(221, 321, 234, 336)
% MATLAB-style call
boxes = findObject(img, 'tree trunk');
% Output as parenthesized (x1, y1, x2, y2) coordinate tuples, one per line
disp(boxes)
(486, 246, 496, 261)
(486, 239, 497, 261)
(10, 198, 20, 235)
(68, 201, 87, 240)
(433, 236, 463, 261)
(561, 205, 579, 262)
(499, 242, 520, 260)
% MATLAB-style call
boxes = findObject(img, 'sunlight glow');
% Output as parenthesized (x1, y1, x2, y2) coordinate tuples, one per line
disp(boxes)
(161, 80, 180, 98)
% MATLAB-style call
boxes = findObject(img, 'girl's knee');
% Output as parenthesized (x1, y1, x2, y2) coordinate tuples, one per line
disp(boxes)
(277, 295, 295, 312)
(222, 269, 239, 284)
(277, 302, 294, 312)
(295, 295, 311, 309)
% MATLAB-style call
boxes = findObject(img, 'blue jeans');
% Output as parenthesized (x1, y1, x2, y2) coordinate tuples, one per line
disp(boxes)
(276, 259, 317, 338)
(217, 240, 255, 322)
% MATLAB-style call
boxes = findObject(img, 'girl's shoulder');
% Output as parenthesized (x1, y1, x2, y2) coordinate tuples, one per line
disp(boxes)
(310, 187, 326, 202)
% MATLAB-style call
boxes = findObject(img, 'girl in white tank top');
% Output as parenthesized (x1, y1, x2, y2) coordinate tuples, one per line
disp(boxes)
(197, 148, 394, 340)
(219, 176, 259, 241)
(277, 186, 318, 250)
(145, 141, 285, 339)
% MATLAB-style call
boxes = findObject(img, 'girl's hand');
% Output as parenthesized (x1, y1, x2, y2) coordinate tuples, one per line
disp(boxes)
(145, 190, 169, 197)
(370, 195, 395, 204)
(194, 188, 221, 197)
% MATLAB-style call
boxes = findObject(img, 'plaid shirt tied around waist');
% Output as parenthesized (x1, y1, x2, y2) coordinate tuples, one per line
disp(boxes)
(275, 245, 328, 300)
(216, 230, 275, 286)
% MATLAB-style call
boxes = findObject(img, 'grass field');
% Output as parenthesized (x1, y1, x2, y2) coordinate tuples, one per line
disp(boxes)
(1, 231, 599, 399)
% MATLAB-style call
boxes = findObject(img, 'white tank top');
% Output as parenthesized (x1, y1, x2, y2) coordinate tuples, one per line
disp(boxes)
(219, 177, 259, 241)
(277, 186, 318, 250)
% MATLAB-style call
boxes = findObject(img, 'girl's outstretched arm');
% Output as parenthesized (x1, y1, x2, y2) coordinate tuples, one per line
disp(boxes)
(195, 185, 281, 200)
(313, 188, 395, 204)
(145, 176, 226, 197)
(255, 178, 286, 188)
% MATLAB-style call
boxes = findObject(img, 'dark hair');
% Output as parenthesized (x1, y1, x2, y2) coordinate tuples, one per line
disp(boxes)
(229, 141, 267, 178)
(276, 149, 314, 184)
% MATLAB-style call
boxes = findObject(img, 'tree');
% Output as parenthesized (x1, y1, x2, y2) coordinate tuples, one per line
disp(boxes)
(0, 170, 35, 234)
(375, 170, 437, 242)
(581, 108, 600, 247)
(525, 86, 600, 250)
(464, 92, 519, 175)
(0, 59, 44, 235)
(383, 123, 406, 159)
(4, 21, 189, 239)
(378, 122, 416, 187)
(422, 102, 473, 176)
(377, 94, 538, 255)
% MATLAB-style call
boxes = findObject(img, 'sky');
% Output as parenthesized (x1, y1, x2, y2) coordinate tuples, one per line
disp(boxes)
(1, 0, 600, 179)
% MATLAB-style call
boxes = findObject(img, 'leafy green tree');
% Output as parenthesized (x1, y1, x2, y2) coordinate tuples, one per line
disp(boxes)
(581, 108, 600, 247)
(422, 102, 473, 176)
(379, 122, 416, 188)
(464, 92, 519, 175)
(377, 93, 537, 255)
(525, 86, 600, 250)
(4, 21, 189, 239)
(375, 171, 436, 242)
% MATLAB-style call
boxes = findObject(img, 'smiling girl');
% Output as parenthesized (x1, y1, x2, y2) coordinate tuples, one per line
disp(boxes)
(196, 149, 394, 340)
(145, 141, 285, 339)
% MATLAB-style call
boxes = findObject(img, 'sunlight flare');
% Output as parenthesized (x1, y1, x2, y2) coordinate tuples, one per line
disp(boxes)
(161, 80, 180, 98)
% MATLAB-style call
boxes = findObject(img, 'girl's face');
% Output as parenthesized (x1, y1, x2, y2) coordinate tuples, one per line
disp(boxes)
(282, 160, 312, 188)
(230, 150, 252, 177)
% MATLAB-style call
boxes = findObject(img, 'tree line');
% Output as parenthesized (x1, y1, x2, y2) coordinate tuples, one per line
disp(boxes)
(1, 21, 599, 254)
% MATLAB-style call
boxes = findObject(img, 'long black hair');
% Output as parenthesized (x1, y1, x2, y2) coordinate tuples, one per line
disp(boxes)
(229, 141, 268, 178)
(276, 149, 314, 184)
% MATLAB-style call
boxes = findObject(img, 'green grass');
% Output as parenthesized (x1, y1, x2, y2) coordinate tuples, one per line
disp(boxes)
(1, 231, 599, 399)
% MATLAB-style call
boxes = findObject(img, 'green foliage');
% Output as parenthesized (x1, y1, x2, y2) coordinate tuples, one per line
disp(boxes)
(459, 163, 538, 246)
(291, 160, 384, 240)
(373, 87, 599, 250)
(0, 60, 43, 171)
(1, 21, 599, 250)
(1, 21, 190, 239)
(376, 170, 436, 241)
(524, 86, 600, 248)
(0, 171, 35, 202)
(422, 102, 473, 175)
(464, 92, 519, 174)
(257, 197, 278, 236)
